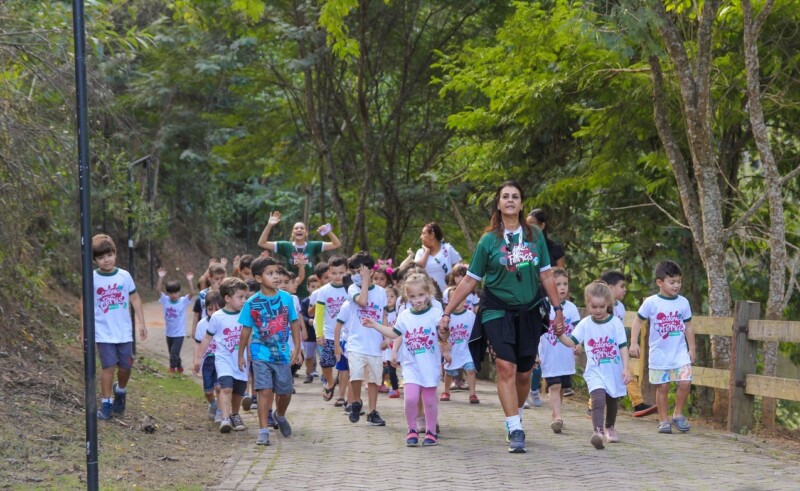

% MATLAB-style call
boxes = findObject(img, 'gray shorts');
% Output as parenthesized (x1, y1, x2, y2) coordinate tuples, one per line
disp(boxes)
(302, 341, 317, 359)
(252, 359, 293, 394)
(97, 342, 134, 370)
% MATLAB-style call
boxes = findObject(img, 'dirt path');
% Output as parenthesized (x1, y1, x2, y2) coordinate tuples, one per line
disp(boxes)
(139, 301, 800, 490)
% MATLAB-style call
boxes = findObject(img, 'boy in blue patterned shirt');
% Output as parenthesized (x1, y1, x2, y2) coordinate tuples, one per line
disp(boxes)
(238, 256, 303, 446)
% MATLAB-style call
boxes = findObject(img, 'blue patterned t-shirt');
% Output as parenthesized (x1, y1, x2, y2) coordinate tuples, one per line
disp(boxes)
(239, 290, 298, 364)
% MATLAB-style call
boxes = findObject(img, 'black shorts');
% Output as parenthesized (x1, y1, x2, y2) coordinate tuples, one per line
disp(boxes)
(545, 375, 572, 389)
(483, 316, 539, 373)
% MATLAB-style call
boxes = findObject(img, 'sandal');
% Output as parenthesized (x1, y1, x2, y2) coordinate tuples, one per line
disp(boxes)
(658, 421, 672, 434)
(334, 398, 346, 407)
(551, 419, 563, 434)
(322, 386, 335, 401)
(439, 392, 450, 402)
(406, 429, 419, 447)
(672, 416, 691, 433)
(469, 394, 480, 404)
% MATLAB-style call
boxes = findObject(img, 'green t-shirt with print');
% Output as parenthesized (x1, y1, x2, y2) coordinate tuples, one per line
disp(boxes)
(275, 240, 324, 298)
(468, 228, 551, 322)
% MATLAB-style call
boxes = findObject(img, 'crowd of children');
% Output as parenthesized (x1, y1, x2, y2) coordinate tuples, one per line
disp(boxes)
(86, 211, 696, 452)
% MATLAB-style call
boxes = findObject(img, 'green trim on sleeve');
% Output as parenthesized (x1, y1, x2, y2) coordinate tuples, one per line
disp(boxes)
(619, 341, 628, 349)
(637, 313, 647, 320)
(393, 328, 402, 336)
(683, 317, 692, 323)
(569, 335, 579, 345)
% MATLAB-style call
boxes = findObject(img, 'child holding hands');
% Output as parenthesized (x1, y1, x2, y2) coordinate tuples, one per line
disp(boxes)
(363, 273, 451, 446)
(555, 281, 630, 449)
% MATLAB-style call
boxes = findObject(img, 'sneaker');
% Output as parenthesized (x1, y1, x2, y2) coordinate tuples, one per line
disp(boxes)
(256, 430, 270, 446)
(604, 426, 619, 443)
(439, 392, 451, 402)
(633, 403, 658, 417)
(672, 416, 691, 433)
(230, 413, 246, 431)
(591, 429, 605, 449)
(658, 421, 672, 434)
(528, 390, 542, 407)
(275, 415, 292, 437)
(303, 375, 314, 384)
(344, 404, 352, 414)
(251, 396, 258, 410)
(177, 367, 184, 373)
(406, 429, 419, 446)
(562, 387, 574, 397)
(388, 390, 400, 398)
(349, 401, 363, 423)
(219, 418, 232, 433)
(268, 409, 278, 429)
(112, 384, 126, 415)
(242, 394, 252, 412)
(366, 410, 386, 426)
(551, 419, 563, 434)
(97, 401, 113, 420)
(378, 385, 390, 393)
(310, 370, 320, 378)
(422, 431, 438, 446)
(214, 409, 222, 423)
(207, 402, 217, 421)
(508, 429, 526, 453)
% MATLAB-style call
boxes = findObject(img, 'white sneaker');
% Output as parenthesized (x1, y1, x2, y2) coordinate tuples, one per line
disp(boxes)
(528, 390, 542, 407)
(219, 418, 232, 433)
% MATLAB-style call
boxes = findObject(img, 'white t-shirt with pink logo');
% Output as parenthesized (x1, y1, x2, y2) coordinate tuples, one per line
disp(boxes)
(159, 293, 192, 338)
(344, 285, 387, 357)
(637, 294, 693, 370)
(93, 268, 137, 344)
(393, 306, 443, 388)
(570, 315, 628, 397)
(316, 283, 349, 340)
(447, 309, 475, 370)
(206, 309, 248, 381)
(539, 300, 581, 378)
(194, 317, 217, 360)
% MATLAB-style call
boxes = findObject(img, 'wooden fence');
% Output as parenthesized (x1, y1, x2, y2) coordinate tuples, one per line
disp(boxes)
(626, 300, 800, 434)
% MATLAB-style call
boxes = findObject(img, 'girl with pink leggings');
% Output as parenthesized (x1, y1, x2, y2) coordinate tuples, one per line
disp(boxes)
(362, 273, 451, 446)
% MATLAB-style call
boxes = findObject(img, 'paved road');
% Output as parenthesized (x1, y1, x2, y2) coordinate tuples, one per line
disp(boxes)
(141, 302, 800, 490)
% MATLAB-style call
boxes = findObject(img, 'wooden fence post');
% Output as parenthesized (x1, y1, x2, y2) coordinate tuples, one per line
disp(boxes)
(638, 321, 657, 405)
(727, 300, 761, 434)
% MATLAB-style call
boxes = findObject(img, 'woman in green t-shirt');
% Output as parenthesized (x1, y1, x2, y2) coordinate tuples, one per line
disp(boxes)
(441, 180, 564, 454)
(257, 211, 341, 299)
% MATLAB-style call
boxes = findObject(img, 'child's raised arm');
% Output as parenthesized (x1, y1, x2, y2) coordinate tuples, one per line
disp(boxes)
(156, 267, 167, 295)
(185, 272, 195, 296)
(353, 264, 371, 307)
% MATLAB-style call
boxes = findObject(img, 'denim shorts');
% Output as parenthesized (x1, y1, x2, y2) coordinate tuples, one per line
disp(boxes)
(252, 359, 294, 394)
(97, 342, 134, 370)
(201, 355, 218, 393)
(544, 374, 572, 389)
(445, 361, 476, 377)
(217, 376, 247, 396)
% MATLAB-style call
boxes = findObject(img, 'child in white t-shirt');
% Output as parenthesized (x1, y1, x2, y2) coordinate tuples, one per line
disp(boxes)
(382, 286, 400, 398)
(439, 288, 478, 404)
(364, 273, 451, 446)
(538, 267, 580, 433)
(156, 267, 195, 373)
(630, 260, 695, 434)
(313, 256, 349, 401)
(193, 289, 223, 422)
(194, 278, 250, 434)
(345, 251, 388, 426)
(557, 281, 630, 449)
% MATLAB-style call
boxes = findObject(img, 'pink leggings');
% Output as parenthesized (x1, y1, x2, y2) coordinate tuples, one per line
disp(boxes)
(404, 383, 438, 433)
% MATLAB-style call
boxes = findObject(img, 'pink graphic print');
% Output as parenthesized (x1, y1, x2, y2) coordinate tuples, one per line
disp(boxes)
(655, 310, 685, 339)
(220, 326, 242, 353)
(97, 284, 126, 313)
(164, 307, 179, 320)
(587, 336, 619, 365)
(325, 295, 346, 320)
(357, 302, 382, 323)
(250, 307, 289, 340)
(499, 244, 537, 272)
(449, 322, 470, 345)
(405, 326, 435, 355)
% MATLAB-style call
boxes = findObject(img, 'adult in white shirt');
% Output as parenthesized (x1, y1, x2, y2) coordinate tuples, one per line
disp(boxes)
(412, 222, 462, 296)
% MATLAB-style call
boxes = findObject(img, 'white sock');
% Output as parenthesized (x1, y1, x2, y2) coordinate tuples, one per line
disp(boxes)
(518, 406, 525, 418)
(505, 415, 522, 433)
(530, 389, 539, 395)
(115, 386, 126, 393)
(102, 397, 113, 404)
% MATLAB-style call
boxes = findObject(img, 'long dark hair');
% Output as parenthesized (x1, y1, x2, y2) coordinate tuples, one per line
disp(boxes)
(484, 180, 534, 242)
(528, 208, 549, 239)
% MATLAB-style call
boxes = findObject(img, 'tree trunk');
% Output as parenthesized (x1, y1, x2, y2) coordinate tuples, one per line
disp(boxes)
(742, 0, 782, 429)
